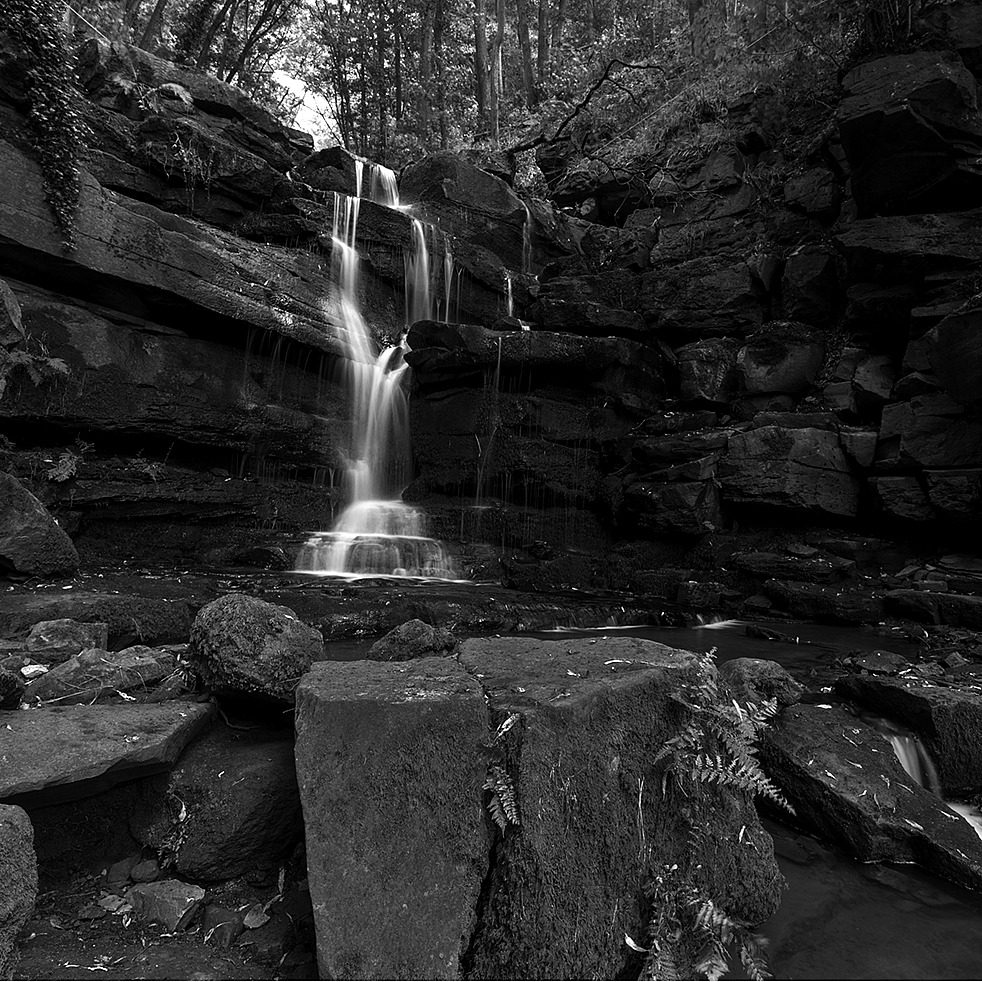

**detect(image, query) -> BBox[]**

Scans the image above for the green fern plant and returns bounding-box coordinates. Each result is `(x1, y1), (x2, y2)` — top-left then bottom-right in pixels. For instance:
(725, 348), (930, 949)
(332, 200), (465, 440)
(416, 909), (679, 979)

(654, 648), (792, 814)
(483, 712), (522, 834)
(638, 648), (788, 980)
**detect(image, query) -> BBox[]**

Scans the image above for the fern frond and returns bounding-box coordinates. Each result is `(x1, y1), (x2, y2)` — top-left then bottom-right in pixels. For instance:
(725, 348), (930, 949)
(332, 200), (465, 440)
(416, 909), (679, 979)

(485, 764), (520, 828)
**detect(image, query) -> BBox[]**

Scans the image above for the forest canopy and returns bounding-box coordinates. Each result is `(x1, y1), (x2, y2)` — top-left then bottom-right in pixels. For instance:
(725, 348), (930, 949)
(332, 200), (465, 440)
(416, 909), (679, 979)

(62, 0), (920, 166)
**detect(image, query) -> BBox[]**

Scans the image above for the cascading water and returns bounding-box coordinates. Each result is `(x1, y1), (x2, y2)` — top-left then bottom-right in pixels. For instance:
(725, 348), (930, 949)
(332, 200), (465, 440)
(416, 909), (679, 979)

(881, 722), (982, 841)
(295, 161), (456, 578)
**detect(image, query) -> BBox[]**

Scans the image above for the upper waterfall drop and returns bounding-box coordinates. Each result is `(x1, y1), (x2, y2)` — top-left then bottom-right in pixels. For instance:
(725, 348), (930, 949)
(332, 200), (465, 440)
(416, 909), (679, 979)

(295, 158), (457, 579)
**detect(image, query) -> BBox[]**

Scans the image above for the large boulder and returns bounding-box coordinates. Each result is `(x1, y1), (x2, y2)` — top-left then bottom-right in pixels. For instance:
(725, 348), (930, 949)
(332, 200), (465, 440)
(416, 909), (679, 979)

(0, 592), (190, 649)
(295, 640), (783, 980)
(834, 210), (982, 283)
(640, 259), (763, 341)
(459, 637), (783, 979)
(0, 472), (78, 577)
(132, 725), (303, 882)
(837, 51), (982, 215)
(189, 593), (322, 705)
(737, 325), (826, 396)
(400, 152), (529, 271)
(835, 675), (982, 796)
(926, 304), (982, 403)
(761, 704), (982, 892)
(622, 479), (722, 535)
(295, 658), (490, 980)
(0, 804), (37, 981)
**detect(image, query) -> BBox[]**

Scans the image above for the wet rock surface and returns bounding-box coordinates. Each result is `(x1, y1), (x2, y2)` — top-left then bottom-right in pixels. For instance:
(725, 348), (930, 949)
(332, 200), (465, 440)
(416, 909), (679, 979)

(761, 703), (982, 893)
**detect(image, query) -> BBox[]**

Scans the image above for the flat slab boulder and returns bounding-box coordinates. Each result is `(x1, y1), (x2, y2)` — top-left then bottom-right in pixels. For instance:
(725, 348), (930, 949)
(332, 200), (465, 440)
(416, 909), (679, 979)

(761, 703), (982, 892)
(836, 675), (982, 795)
(295, 658), (489, 981)
(0, 701), (215, 808)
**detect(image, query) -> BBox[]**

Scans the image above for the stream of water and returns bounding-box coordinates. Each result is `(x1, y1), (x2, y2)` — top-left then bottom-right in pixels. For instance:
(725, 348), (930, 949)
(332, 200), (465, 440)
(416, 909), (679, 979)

(294, 161), (456, 578)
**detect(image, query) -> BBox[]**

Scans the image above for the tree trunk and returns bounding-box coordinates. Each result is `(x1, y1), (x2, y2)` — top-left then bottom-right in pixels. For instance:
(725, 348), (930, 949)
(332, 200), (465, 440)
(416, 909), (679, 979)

(419, 1), (433, 143)
(394, 9), (403, 124)
(551, 0), (565, 64)
(473, 0), (489, 125)
(195, 0), (237, 69)
(489, 0), (504, 144)
(536, 0), (549, 87)
(376, 0), (387, 157)
(688, 0), (726, 63)
(138, 0), (169, 47)
(433, 0), (448, 149)
(516, 0), (537, 106)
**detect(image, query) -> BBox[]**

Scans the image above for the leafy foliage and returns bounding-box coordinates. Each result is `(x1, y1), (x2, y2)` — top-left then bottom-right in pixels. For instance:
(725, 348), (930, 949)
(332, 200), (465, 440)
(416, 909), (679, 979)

(6, 0), (87, 246)
(483, 712), (522, 834)
(638, 648), (788, 980)
(0, 345), (71, 402)
(654, 648), (792, 813)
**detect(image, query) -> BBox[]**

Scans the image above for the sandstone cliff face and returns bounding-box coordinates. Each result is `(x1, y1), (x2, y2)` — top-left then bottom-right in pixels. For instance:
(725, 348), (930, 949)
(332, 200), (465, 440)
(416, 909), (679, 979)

(406, 36), (982, 571)
(0, 25), (979, 576)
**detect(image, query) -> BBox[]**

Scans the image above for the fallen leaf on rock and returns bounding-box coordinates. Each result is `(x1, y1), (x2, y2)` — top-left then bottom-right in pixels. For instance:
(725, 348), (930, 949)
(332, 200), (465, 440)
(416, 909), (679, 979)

(20, 664), (48, 679)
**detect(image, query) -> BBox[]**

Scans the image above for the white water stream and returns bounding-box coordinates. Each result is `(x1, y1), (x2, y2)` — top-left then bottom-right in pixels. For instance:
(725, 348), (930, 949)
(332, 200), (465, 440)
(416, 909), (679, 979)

(295, 160), (456, 578)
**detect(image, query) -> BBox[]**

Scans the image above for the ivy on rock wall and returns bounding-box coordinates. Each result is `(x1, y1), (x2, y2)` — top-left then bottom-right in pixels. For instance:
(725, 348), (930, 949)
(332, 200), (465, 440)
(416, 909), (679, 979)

(6, 0), (87, 247)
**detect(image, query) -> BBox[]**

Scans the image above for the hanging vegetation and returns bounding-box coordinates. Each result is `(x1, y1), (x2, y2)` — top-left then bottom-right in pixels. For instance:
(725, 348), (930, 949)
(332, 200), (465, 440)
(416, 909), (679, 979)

(6, 0), (87, 247)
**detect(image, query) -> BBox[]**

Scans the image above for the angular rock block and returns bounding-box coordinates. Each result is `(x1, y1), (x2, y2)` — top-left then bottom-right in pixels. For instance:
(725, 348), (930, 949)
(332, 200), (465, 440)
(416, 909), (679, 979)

(0, 804), (37, 980)
(0, 701), (215, 808)
(762, 704), (982, 892)
(721, 426), (860, 517)
(0, 472), (78, 578)
(132, 725), (303, 882)
(295, 658), (490, 980)
(837, 51), (982, 215)
(126, 880), (205, 932)
(836, 675), (982, 796)
(459, 637), (783, 980)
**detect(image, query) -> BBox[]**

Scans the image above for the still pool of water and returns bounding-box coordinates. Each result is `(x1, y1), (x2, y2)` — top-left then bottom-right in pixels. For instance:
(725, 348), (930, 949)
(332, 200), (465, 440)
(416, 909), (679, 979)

(764, 819), (982, 980)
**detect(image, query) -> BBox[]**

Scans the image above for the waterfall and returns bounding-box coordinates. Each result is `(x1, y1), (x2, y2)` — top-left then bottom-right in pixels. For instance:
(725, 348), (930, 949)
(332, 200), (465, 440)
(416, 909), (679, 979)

(366, 162), (400, 208)
(295, 160), (456, 579)
(883, 726), (982, 841)
(888, 734), (942, 796)
(504, 272), (513, 318)
(405, 218), (432, 327)
(443, 244), (457, 323)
